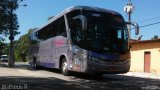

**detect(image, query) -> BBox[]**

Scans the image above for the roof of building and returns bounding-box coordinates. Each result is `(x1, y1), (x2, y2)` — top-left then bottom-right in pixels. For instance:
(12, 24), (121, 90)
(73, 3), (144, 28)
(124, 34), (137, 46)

(131, 39), (160, 45)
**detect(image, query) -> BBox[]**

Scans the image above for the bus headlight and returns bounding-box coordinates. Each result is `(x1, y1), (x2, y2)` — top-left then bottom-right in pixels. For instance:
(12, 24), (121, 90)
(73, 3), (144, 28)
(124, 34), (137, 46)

(72, 46), (87, 60)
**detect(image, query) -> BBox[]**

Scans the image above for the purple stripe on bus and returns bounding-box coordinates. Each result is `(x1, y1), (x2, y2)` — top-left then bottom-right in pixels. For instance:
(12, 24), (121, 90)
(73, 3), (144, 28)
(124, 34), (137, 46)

(39, 62), (55, 68)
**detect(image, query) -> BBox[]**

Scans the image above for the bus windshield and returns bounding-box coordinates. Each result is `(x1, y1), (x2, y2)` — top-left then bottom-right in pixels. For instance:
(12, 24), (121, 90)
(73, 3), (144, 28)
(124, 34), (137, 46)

(68, 10), (129, 54)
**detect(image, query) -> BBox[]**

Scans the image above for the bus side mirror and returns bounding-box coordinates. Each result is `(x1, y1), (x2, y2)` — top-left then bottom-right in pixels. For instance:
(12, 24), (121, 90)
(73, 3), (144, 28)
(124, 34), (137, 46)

(73, 15), (87, 31)
(126, 22), (139, 35)
(132, 22), (139, 35)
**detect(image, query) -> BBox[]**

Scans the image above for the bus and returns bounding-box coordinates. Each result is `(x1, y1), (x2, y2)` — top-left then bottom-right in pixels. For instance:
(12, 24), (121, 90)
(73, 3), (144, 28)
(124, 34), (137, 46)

(29, 6), (139, 75)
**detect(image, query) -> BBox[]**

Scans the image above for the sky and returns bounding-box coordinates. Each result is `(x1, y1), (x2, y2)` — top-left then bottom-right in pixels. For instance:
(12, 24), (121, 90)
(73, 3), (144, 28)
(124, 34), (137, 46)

(10, 0), (160, 42)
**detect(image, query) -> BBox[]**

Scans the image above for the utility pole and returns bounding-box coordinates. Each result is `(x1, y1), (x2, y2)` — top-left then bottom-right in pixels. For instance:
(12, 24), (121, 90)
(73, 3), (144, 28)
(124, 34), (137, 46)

(124, 0), (134, 38)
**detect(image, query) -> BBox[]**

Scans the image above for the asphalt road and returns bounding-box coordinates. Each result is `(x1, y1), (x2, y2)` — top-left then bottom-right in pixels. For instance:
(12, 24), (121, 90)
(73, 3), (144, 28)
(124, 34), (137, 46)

(0, 62), (160, 90)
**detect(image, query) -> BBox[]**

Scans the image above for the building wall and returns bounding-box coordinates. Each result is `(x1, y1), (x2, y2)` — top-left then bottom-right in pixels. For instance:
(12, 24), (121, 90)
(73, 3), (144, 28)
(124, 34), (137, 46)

(130, 42), (160, 74)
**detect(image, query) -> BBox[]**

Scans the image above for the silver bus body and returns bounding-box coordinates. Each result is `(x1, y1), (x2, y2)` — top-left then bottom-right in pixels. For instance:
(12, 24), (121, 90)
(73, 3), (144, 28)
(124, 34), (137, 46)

(29, 6), (130, 74)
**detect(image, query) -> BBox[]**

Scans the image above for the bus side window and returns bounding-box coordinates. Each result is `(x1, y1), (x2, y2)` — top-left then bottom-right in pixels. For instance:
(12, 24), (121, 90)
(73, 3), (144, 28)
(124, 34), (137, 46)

(37, 29), (46, 40)
(57, 16), (67, 37)
(30, 32), (40, 42)
(50, 23), (57, 38)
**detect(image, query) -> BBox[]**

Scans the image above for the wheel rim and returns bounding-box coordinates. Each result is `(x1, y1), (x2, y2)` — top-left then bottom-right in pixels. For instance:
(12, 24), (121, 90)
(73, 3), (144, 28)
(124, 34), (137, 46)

(62, 61), (67, 73)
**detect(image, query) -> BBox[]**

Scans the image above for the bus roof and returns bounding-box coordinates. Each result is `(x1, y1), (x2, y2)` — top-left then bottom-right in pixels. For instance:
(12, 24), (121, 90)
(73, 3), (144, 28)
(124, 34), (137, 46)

(36, 6), (121, 33)
(65, 6), (120, 15)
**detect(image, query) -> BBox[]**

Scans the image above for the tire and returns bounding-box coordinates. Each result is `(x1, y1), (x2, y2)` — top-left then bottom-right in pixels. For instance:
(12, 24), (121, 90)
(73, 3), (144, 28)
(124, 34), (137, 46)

(61, 58), (70, 76)
(33, 59), (40, 69)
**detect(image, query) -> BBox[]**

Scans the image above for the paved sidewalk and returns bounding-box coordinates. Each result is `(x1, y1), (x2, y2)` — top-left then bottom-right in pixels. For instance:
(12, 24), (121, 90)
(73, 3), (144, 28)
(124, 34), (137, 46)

(0, 62), (8, 67)
(0, 62), (29, 67)
(122, 72), (160, 79)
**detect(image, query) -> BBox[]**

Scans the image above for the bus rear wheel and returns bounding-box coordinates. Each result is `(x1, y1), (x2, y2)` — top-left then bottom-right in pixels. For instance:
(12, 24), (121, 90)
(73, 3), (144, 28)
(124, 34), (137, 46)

(33, 59), (40, 69)
(61, 58), (70, 76)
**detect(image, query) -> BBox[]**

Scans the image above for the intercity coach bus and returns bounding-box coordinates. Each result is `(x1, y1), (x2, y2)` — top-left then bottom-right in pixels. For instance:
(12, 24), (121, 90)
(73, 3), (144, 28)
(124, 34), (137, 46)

(29, 6), (139, 75)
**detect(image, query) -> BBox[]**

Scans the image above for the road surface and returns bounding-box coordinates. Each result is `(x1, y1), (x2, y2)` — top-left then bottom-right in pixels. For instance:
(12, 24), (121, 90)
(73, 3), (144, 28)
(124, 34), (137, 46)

(0, 62), (160, 90)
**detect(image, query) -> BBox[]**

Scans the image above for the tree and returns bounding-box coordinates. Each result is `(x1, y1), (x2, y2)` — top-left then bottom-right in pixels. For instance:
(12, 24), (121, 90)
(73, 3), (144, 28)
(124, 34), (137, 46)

(151, 35), (159, 40)
(0, 0), (20, 41)
(0, 41), (9, 55)
(14, 35), (28, 62)
(0, 0), (26, 67)
(0, 41), (4, 55)
(14, 28), (37, 61)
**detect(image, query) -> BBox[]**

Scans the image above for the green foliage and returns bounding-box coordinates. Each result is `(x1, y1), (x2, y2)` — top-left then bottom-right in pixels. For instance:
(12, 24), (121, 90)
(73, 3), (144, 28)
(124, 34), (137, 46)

(0, 41), (9, 55)
(14, 28), (37, 61)
(151, 35), (159, 40)
(0, 41), (4, 55)
(0, 0), (21, 40)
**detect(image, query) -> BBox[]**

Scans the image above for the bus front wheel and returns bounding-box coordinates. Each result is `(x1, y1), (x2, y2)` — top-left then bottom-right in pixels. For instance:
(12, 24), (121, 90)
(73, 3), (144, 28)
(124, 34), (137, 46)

(61, 58), (69, 76)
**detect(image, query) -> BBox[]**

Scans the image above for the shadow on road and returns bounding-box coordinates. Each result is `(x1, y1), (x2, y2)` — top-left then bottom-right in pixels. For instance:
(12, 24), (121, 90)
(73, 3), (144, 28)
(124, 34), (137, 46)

(0, 75), (160, 90)
(33, 67), (160, 90)
(0, 62), (160, 90)
(0, 76), (85, 90)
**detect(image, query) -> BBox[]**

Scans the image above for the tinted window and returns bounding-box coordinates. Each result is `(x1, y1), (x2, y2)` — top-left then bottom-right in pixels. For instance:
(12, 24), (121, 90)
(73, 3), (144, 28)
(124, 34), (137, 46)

(57, 17), (67, 37)
(67, 10), (83, 44)
(67, 10), (129, 54)
(37, 16), (67, 40)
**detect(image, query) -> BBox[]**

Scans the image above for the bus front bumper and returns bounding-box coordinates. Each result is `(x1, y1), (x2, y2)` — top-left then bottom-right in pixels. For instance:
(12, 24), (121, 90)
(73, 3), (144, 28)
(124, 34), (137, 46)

(86, 60), (130, 74)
